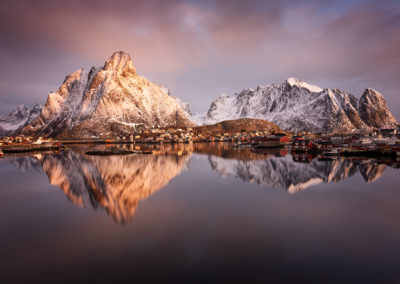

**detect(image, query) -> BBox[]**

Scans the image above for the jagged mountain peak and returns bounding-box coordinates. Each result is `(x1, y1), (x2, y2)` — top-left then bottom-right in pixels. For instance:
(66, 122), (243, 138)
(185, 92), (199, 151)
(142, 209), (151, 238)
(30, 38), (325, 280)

(62, 68), (85, 84)
(361, 88), (384, 101)
(103, 51), (137, 77)
(359, 88), (397, 128)
(32, 103), (42, 109)
(286, 77), (323, 93)
(10, 105), (29, 116)
(218, 93), (230, 99)
(18, 51), (193, 138)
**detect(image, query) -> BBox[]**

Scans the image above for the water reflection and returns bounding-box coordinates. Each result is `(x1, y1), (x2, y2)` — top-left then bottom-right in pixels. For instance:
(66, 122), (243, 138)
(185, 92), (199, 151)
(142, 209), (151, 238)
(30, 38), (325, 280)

(8, 146), (191, 224)
(194, 143), (398, 192)
(209, 155), (389, 193)
(8, 155), (42, 172)
(5, 143), (400, 222)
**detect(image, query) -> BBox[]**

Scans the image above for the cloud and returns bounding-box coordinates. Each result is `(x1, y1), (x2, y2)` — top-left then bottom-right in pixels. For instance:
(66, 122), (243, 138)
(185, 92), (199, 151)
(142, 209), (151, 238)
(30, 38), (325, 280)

(0, 0), (399, 118)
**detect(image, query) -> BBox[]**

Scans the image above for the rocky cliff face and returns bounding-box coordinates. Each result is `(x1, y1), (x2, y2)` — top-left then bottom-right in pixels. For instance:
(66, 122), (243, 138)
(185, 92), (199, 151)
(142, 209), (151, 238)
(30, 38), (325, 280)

(0, 104), (42, 137)
(203, 78), (398, 133)
(19, 51), (194, 138)
(358, 88), (398, 128)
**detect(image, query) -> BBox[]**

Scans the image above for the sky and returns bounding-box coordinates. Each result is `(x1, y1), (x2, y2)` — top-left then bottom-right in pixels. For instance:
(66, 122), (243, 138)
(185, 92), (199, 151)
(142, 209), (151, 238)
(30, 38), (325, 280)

(0, 0), (399, 118)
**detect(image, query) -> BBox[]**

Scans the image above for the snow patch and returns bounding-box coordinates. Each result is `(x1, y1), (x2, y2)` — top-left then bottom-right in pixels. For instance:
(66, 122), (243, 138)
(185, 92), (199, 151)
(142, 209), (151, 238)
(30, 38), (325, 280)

(287, 77), (323, 93)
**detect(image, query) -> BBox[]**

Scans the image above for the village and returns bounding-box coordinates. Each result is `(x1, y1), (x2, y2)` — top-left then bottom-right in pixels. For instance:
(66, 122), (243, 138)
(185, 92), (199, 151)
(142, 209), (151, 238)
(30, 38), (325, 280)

(1, 125), (400, 158)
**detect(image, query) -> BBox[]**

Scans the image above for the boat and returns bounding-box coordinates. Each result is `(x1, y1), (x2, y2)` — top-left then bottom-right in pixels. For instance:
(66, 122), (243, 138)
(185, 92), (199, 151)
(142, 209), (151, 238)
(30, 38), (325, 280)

(254, 141), (285, 149)
(241, 144), (252, 148)
(85, 150), (135, 156)
(233, 142), (242, 148)
(2, 145), (66, 154)
(323, 148), (341, 156)
(136, 150), (153, 154)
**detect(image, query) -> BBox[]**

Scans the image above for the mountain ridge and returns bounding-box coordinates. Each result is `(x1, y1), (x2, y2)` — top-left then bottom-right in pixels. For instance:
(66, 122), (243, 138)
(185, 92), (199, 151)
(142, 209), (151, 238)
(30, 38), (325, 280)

(202, 78), (398, 133)
(0, 104), (42, 137)
(1, 57), (398, 136)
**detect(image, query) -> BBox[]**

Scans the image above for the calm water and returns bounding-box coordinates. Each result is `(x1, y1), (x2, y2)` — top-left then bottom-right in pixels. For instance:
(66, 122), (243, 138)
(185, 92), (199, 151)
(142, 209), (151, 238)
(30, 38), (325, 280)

(1, 143), (400, 283)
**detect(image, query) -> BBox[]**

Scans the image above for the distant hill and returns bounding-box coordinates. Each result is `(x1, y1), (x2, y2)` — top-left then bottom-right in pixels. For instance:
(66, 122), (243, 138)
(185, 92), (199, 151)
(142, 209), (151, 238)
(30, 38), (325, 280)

(194, 118), (283, 136)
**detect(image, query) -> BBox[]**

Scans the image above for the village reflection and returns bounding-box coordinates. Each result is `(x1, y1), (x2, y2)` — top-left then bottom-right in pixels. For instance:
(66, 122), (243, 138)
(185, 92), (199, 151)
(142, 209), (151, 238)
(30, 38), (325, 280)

(5, 142), (400, 223)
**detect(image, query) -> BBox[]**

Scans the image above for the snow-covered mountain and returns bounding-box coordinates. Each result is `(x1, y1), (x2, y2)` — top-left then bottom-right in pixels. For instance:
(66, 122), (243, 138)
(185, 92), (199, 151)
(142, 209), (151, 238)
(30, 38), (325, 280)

(190, 112), (207, 126)
(203, 78), (398, 133)
(0, 104), (42, 137)
(208, 155), (386, 193)
(18, 51), (194, 138)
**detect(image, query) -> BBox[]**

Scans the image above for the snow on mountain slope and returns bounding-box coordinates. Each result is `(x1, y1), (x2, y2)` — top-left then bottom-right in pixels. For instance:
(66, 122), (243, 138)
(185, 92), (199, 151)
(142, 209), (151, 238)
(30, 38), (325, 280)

(19, 51), (194, 138)
(204, 78), (398, 133)
(287, 77), (323, 93)
(0, 104), (42, 137)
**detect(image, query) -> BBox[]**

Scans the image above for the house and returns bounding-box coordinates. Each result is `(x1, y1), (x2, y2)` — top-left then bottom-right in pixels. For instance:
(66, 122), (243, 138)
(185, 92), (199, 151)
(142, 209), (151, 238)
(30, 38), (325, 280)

(292, 135), (305, 141)
(374, 136), (398, 145)
(352, 137), (374, 146)
(330, 136), (345, 144)
(379, 128), (396, 137)
(153, 136), (164, 143)
(316, 140), (333, 149)
(292, 139), (313, 152)
(144, 137), (154, 143)
(266, 135), (290, 143)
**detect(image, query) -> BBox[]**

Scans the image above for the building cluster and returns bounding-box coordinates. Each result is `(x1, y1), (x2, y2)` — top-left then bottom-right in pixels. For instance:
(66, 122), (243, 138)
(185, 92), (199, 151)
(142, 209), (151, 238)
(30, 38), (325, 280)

(128, 126), (400, 157)
(0, 135), (60, 156)
(127, 128), (280, 144)
(0, 135), (57, 147)
(1, 127), (399, 158)
(291, 128), (400, 155)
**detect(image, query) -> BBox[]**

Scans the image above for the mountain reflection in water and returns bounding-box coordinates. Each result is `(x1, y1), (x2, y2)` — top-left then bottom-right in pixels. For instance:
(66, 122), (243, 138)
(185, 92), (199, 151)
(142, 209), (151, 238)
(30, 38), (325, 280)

(6, 143), (399, 223)
(209, 155), (388, 193)
(9, 144), (192, 224)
